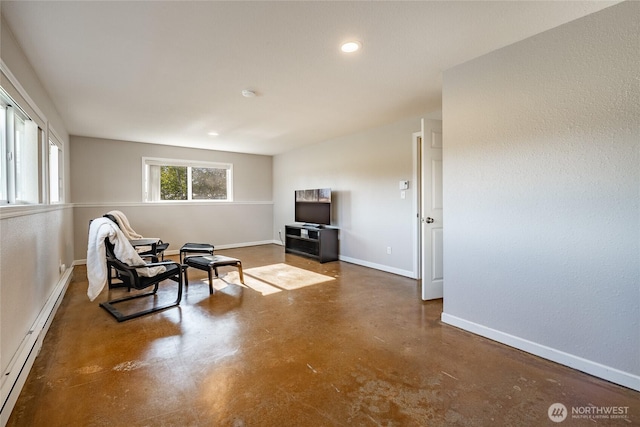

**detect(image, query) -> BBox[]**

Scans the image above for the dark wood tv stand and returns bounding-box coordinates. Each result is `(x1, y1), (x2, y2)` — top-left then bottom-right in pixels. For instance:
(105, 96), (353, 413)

(284, 225), (338, 263)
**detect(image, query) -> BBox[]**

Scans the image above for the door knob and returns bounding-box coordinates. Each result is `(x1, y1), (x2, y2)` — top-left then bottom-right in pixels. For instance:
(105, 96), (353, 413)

(425, 217), (435, 224)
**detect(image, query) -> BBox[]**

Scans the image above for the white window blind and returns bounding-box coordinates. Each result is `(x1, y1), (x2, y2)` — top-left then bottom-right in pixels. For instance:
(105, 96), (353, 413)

(15, 118), (39, 203)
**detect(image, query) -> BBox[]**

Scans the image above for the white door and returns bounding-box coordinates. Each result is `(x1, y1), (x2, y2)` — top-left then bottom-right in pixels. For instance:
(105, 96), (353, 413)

(421, 119), (443, 300)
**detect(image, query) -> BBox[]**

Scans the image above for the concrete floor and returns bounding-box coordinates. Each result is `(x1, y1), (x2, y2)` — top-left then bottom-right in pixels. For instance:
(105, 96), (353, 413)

(7, 245), (639, 426)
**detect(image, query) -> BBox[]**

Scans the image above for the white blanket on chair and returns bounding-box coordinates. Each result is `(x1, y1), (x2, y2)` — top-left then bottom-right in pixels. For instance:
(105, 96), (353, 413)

(86, 217), (166, 301)
(106, 210), (143, 240)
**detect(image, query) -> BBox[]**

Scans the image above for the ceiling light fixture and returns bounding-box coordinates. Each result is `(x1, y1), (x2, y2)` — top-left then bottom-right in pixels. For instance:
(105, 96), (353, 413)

(207, 131), (219, 136)
(242, 89), (256, 98)
(341, 41), (361, 53)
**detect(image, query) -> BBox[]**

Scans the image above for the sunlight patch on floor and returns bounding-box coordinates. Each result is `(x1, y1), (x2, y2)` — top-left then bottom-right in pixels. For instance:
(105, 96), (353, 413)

(201, 263), (335, 296)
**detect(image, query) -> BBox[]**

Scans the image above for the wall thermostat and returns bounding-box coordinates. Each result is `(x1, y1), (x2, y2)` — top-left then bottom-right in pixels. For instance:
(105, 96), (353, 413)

(399, 180), (409, 190)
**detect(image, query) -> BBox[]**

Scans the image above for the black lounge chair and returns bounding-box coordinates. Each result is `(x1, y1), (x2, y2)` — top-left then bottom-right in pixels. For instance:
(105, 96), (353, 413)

(100, 236), (183, 322)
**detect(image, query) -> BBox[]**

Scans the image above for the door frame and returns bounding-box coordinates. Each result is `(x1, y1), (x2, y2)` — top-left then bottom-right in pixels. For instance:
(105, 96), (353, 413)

(412, 131), (422, 279)
(414, 119), (444, 300)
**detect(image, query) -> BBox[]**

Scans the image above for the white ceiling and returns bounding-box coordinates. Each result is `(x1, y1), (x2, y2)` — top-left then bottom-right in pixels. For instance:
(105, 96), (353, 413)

(1, 1), (617, 156)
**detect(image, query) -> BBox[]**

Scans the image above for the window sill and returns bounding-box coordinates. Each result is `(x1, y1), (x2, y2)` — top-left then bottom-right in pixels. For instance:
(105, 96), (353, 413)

(0, 203), (72, 220)
(143, 199), (234, 204)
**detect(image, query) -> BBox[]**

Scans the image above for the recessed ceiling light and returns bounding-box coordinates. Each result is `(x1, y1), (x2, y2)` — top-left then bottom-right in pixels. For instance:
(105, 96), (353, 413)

(341, 41), (361, 53)
(207, 131), (219, 136)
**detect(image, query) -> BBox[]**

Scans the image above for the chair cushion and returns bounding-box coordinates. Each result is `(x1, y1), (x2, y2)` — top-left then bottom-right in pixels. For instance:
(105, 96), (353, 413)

(185, 255), (241, 270)
(136, 263), (181, 289)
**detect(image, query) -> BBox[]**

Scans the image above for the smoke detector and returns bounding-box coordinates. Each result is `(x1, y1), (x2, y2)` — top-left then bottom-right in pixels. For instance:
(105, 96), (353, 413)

(241, 89), (256, 98)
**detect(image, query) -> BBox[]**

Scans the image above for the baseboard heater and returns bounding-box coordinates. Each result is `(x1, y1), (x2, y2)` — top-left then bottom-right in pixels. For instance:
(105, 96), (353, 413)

(0, 267), (73, 427)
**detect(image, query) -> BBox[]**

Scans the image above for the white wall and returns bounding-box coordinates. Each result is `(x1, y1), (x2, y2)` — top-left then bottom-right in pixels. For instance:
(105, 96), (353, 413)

(273, 115), (433, 276)
(71, 136), (274, 260)
(441, 1), (639, 390)
(1, 14), (74, 424)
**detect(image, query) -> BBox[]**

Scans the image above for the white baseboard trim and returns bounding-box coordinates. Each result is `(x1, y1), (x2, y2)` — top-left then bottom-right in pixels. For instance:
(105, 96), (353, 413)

(166, 240), (281, 254)
(339, 255), (415, 278)
(1, 266), (73, 427)
(441, 312), (640, 392)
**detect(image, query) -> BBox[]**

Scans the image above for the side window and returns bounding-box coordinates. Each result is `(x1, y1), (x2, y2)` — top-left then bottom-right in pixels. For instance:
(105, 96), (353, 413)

(143, 158), (233, 202)
(49, 136), (63, 203)
(0, 104), (6, 203)
(0, 88), (41, 205)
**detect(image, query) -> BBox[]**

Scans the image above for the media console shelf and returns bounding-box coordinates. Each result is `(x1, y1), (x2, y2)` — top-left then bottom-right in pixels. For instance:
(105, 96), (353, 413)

(285, 225), (338, 263)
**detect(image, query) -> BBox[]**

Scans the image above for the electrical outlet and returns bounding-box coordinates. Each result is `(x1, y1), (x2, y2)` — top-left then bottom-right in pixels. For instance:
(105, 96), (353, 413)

(387, 247), (392, 254)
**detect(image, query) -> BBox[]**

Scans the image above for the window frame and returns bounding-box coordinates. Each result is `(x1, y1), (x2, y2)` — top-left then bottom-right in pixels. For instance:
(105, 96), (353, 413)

(142, 157), (233, 203)
(0, 88), (41, 205)
(1, 85), (64, 207)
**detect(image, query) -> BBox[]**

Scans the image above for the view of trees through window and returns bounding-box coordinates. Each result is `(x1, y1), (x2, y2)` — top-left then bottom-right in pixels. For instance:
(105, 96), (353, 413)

(160, 166), (187, 200)
(192, 167), (227, 200)
(159, 165), (228, 201)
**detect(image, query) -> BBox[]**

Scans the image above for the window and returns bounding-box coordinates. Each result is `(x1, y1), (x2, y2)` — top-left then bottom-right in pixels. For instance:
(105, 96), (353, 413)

(49, 137), (62, 203)
(143, 157), (232, 202)
(0, 104), (6, 202)
(0, 88), (40, 205)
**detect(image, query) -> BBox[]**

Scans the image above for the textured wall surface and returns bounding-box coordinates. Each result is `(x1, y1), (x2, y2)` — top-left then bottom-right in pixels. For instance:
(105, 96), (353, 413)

(1, 13), (74, 404)
(70, 136), (272, 204)
(442, 1), (639, 387)
(70, 136), (274, 259)
(273, 115), (431, 276)
(0, 208), (72, 372)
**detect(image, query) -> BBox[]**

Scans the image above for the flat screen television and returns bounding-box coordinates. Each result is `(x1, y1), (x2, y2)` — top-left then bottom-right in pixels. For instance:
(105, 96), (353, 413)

(295, 188), (331, 226)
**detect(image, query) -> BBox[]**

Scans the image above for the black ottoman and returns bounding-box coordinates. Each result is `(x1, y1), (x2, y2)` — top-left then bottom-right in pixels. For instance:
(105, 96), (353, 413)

(179, 242), (214, 263)
(184, 255), (244, 294)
